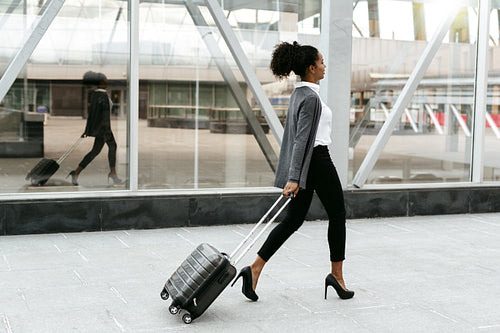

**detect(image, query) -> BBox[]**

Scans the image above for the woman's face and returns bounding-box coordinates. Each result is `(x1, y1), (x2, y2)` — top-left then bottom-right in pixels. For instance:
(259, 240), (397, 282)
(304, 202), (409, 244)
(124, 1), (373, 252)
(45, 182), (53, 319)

(313, 52), (326, 81)
(99, 78), (108, 89)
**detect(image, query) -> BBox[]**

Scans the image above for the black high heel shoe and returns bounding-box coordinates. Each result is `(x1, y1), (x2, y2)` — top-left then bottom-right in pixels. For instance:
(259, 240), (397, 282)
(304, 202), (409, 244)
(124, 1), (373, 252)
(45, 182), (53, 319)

(324, 273), (354, 300)
(66, 171), (78, 186)
(108, 172), (122, 184)
(231, 266), (258, 301)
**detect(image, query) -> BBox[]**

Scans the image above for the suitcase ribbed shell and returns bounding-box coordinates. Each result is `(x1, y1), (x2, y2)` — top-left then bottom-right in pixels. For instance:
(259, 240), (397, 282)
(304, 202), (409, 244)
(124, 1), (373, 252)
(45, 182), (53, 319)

(25, 158), (59, 186)
(165, 243), (226, 307)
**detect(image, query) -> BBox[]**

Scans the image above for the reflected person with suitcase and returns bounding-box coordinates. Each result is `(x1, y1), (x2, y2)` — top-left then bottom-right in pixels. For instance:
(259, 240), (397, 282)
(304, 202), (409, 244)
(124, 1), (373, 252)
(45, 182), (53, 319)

(232, 42), (354, 301)
(67, 71), (122, 186)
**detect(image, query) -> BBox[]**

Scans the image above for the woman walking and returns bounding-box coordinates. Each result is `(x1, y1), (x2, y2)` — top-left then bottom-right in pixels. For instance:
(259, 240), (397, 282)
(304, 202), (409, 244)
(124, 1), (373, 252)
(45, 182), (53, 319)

(68, 71), (122, 186)
(232, 41), (354, 301)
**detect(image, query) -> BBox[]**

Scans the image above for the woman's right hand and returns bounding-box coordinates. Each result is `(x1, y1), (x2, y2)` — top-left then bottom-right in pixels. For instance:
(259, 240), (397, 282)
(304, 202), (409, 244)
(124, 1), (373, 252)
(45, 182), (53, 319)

(283, 181), (299, 198)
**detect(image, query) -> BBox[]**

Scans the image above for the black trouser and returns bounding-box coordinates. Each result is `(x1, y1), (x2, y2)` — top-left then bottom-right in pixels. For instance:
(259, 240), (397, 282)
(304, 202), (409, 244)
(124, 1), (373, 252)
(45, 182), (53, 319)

(78, 132), (117, 170)
(258, 145), (347, 262)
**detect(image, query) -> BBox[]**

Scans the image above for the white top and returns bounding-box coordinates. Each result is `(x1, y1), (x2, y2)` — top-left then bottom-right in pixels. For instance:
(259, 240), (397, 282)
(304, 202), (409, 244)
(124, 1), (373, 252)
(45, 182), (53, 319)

(294, 81), (332, 147)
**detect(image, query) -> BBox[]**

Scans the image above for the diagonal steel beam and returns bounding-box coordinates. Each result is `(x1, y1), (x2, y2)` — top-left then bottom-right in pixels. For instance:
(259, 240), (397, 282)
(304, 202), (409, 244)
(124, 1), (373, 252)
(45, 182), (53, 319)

(0, 0), (65, 103)
(450, 104), (471, 137)
(485, 113), (500, 138)
(184, 0), (278, 171)
(381, 103), (418, 133)
(424, 104), (444, 135)
(352, 6), (460, 188)
(204, 0), (284, 144)
(404, 108), (418, 133)
(380, 102), (390, 118)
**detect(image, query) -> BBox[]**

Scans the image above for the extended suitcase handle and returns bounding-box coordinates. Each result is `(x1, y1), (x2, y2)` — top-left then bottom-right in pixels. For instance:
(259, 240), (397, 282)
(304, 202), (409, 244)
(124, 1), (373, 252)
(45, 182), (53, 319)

(230, 194), (292, 265)
(57, 136), (84, 165)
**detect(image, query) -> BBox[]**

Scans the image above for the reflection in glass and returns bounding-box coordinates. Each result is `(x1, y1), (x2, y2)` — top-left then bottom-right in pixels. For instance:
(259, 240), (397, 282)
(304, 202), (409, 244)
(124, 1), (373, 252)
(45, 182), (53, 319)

(137, 1), (321, 190)
(0, 0), (129, 193)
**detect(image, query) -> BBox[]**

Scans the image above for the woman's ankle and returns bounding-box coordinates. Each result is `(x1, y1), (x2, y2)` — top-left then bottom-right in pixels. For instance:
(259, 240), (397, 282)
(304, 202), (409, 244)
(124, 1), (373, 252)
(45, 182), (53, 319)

(331, 261), (347, 289)
(250, 256), (266, 290)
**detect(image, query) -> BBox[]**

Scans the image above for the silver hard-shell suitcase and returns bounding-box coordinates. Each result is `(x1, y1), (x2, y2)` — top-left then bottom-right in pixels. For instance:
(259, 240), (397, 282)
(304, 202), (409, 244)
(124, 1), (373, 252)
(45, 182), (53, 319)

(160, 195), (291, 324)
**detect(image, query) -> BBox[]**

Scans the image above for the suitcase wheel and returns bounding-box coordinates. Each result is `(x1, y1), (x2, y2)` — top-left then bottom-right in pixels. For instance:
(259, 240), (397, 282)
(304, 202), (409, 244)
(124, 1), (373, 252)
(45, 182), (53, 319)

(182, 313), (192, 324)
(160, 288), (169, 300)
(168, 304), (179, 315)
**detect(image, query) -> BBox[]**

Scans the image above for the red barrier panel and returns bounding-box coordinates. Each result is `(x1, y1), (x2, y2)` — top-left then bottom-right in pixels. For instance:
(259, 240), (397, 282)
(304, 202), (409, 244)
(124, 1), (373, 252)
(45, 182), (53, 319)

(431, 113), (500, 127)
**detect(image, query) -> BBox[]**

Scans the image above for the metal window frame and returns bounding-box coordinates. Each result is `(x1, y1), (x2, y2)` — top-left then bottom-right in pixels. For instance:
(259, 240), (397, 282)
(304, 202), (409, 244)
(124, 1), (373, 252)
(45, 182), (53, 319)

(471, 0), (491, 183)
(128, 0), (139, 191)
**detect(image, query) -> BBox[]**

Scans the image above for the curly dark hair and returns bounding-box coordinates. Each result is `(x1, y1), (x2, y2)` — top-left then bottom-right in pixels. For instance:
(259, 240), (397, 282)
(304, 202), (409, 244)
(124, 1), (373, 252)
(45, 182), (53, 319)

(269, 41), (319, 80)
(83, 71), (107, 87)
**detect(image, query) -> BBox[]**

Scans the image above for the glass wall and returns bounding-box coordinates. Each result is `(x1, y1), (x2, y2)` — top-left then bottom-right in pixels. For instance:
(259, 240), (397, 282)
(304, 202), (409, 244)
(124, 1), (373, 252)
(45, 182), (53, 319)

(350, 0), (484, 186)
(1, 0), (499, 197)
(0, 0), (322, 194)
(136, 1), (320, 190)
(0, 0), (129, 193)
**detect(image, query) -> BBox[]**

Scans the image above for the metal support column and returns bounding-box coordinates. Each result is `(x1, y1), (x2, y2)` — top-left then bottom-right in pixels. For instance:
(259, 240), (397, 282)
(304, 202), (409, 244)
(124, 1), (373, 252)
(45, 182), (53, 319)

(204, 0), (284, 144)
(127, 0), (139, 190)
(352, 7), (460, 188)
(0, 0), (65, 103)
(471, 0), (491, 182)
(185, 0), (278, 171)
(320, 0), (353, 188)
(367, 0), (380, 38)
(412, 2), (427, 41)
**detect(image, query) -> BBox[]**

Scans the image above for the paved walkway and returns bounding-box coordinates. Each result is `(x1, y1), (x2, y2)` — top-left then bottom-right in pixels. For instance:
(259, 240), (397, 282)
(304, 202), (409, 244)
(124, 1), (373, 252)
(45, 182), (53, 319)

(1, 213), (500, 332)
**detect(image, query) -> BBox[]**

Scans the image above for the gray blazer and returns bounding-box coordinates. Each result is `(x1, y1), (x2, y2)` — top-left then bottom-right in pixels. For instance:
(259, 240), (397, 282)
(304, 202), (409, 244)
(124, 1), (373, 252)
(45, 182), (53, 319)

(274, 86), (322, 189)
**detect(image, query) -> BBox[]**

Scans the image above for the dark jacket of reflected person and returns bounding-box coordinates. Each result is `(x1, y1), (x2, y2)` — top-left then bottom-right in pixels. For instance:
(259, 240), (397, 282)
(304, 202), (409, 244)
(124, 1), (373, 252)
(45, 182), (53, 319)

(84, 88), (112, 138)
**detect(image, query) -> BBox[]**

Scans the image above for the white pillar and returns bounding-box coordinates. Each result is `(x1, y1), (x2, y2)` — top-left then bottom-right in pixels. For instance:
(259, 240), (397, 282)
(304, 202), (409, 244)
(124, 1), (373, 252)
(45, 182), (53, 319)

(471, 0), (491, 182)
(320, 0), (353, 188)
(127, 0), (139, 190)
